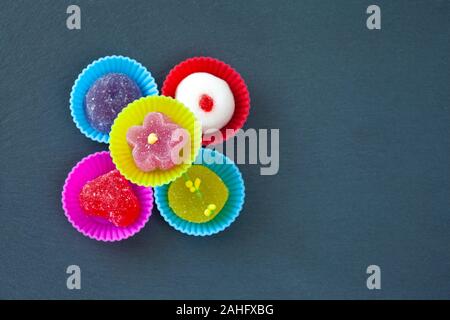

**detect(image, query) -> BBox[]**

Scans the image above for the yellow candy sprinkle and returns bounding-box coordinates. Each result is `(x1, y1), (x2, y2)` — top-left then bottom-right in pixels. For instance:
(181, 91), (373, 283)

(189, 187), (196, 193)
(204, 209), (211, 216)
(208, 204), (217, 211)
(185, 180), (193, 188)
(194, 178), (201, 189)
(147, 133), (158, 144)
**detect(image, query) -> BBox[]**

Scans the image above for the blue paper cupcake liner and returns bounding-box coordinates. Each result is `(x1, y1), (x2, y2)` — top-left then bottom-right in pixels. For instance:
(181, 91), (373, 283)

(155, 148), (245, 236)
(70, 55), (158, 143)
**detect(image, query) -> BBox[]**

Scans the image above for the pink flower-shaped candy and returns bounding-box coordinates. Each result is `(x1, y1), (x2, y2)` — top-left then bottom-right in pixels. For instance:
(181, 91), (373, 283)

(126, 112), (190, 172)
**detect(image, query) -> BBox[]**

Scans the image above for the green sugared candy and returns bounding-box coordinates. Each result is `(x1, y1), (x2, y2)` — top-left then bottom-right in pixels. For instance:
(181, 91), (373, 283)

(168, 165), (229, 223)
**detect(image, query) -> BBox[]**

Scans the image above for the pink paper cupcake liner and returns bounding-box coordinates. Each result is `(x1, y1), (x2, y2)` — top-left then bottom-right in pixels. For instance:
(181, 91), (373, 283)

(162, 56), (250, 146)
(61, 151), (153, 242)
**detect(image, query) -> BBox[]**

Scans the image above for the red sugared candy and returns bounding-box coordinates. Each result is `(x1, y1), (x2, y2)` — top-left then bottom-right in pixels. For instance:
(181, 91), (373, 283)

(79, 169), (140, 227)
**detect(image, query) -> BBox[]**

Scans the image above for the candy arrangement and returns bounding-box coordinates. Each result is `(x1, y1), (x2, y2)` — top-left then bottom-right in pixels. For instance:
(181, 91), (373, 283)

(62, 55), (249, 240)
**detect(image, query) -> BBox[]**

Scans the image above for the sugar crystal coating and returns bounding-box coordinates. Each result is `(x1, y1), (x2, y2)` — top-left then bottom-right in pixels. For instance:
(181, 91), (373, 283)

(126, 112), (190, 172)
(79, 169), (140, 227)
(85, 73), (142, 133)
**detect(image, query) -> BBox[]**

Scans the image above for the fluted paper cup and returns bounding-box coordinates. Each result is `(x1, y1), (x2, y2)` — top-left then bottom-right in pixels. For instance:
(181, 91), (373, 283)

(155, 148), (245, 236)
(70, 55), (158, 143)
(162, 56), (250, 146)
(61, 151), (153, 242)
(109, 96), (202, 187)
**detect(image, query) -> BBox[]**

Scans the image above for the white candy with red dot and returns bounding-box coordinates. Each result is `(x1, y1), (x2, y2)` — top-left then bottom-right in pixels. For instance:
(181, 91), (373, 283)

(175, 72), (235, 134)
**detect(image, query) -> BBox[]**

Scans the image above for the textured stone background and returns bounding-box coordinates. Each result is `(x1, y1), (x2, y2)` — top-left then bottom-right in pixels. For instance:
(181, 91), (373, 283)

(0, 0), (448, 299)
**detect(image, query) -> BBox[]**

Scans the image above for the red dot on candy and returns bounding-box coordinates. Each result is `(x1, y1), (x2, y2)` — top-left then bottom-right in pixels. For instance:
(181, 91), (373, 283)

(199, 94), (214, 112)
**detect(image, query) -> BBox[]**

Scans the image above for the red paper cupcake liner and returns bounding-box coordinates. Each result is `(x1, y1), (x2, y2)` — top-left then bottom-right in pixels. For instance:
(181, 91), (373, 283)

(162, 57), (250, 146)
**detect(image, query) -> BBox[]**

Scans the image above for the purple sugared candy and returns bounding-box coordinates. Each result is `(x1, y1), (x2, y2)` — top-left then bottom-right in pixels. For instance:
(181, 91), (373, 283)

(85, 73), (142, 133)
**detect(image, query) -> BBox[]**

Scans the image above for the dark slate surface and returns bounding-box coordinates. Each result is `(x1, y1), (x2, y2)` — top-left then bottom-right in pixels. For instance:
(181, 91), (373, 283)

(0, 0), (448, 299)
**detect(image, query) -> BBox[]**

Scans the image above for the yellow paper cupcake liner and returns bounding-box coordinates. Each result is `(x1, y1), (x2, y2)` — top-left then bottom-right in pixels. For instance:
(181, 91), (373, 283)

(109, 96), (202, 187)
